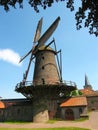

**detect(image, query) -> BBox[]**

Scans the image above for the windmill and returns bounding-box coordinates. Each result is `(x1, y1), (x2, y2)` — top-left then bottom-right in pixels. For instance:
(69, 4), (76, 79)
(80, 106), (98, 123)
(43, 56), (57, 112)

(15, 17), (76, 122)
(19, 16), (62, 86)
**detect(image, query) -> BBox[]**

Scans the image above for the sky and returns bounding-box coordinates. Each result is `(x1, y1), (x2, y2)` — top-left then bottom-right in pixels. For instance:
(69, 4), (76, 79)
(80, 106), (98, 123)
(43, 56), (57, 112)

(0, 1), (98, 99)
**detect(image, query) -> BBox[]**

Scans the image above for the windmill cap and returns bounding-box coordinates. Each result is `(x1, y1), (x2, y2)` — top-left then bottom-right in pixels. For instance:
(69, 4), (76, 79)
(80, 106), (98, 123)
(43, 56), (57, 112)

(38, 45), (56, 53)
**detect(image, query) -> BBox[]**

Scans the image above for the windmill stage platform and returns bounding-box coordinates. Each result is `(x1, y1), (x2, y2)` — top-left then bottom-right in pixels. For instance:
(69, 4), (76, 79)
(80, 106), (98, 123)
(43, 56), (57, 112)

(15, 81), (77, 99)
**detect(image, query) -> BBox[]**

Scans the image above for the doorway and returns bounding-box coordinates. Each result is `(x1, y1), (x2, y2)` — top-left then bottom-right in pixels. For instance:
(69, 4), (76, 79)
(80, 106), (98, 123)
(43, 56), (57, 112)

(65, 108), (74, 120)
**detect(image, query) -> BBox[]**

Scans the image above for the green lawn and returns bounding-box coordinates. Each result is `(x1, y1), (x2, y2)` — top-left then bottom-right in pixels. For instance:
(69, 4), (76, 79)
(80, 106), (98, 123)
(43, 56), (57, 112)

(0, 128), (90, 130)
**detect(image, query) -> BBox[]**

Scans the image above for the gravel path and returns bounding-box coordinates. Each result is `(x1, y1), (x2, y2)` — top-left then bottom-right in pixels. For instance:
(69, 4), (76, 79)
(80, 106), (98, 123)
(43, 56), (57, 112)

(0, 111), (98, 130)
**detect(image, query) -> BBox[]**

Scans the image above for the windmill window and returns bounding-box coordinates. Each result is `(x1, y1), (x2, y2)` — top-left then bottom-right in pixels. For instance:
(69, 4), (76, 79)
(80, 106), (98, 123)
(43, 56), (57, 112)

(42, 66), (45, 70)
(42, 56), (44, 59)
(42, 78), (45, 84)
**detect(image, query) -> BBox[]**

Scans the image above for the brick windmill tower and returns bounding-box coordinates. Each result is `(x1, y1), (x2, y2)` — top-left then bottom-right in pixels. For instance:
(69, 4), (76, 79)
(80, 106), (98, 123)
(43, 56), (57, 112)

(15, 17), (76, 122)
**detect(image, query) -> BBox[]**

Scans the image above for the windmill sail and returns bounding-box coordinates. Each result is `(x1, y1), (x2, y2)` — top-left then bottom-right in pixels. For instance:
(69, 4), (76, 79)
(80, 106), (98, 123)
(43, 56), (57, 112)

(19, 17), (60, 63)
(19, 49), (32, 63)
(20, 18), (43, 63)
(37, 16), (60, 48)
(33, 17), (43, 43)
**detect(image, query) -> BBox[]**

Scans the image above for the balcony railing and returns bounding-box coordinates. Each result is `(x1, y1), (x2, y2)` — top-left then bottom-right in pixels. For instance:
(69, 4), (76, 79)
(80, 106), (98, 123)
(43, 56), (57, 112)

(15, 80), (77, 90)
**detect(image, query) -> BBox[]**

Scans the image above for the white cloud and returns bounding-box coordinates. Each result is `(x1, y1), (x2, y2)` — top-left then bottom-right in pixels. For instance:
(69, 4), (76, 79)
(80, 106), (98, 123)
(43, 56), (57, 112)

(0, 49), (22, 66)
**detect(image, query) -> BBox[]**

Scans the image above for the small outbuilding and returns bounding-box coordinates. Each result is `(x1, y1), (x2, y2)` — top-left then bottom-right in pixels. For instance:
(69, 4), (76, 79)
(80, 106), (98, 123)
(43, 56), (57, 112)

(60, 96), (88, 120)
(0, 101), (5, 121)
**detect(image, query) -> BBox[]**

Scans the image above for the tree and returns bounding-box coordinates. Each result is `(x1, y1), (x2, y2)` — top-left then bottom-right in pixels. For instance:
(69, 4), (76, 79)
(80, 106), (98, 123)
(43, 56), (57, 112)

(70, 90), (83, 96)
(0, 0), (98, 36)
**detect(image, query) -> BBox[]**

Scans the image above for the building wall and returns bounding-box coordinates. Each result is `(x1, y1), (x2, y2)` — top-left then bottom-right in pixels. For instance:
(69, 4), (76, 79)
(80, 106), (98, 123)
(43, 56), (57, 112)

(61, 106), (87, 120)
(87, 96), (98, 110)
(0, 109), (4, 121)
(0, 99), (34, 122)
(0, 99), (60, 122)
(0, 98), (89, 122)
(48, 100), (59, 119)
(0, 105), (33, 122)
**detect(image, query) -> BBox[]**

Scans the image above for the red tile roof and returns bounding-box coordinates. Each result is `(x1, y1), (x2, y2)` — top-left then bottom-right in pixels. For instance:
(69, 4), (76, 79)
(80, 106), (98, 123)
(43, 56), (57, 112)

(80, 88), (98, 96)
(0, 101), (5, 108)
(60, 96), (87, 107)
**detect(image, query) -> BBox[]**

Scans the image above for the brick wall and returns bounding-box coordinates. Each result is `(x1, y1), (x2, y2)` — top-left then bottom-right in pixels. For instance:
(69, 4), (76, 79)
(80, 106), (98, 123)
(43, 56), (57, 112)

(33, 49), (60, 85)
(87, 96), (98, 110)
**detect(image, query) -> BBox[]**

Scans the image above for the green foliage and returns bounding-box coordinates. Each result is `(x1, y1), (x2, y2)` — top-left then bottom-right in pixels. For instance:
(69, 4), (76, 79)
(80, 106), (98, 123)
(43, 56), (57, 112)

(70, 90), (83, 96)
(75, 0), (98, 36)
(0, 0), (73, 12)
(0, 0), (23, 10)
(0, 0), (98, 36)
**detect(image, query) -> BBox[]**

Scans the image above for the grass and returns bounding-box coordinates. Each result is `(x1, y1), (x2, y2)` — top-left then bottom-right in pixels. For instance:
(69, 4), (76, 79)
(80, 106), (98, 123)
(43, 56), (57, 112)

(1, 118), (90, 130)
(46, 120), (57, 124)
(4, 118), (88, 124)
(74, 117), (89, 122)
(0, 128), (90, 130)
(3, 121), (31, 124)
(46, 117), (89, 123)
(46, 118), (62, 124)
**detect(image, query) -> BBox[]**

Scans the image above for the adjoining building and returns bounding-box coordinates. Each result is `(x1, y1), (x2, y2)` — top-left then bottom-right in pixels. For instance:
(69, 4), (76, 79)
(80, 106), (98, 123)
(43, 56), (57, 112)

(80, 74), (98, 111)
(60, 96), (88, 120)
(60, 74), (98, 120)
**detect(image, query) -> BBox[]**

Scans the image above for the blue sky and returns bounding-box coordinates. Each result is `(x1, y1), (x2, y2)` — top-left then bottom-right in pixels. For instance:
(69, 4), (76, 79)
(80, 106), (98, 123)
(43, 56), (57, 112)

(0, 1), (98, 99)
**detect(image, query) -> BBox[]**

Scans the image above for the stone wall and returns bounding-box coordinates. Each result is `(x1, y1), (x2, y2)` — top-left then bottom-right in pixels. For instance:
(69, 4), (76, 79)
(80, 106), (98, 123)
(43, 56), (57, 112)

(87, 96), (98, 110)
(0, 99), (34, 122)
(0, 99), (60, 122)
(0, 104), (33, 122)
